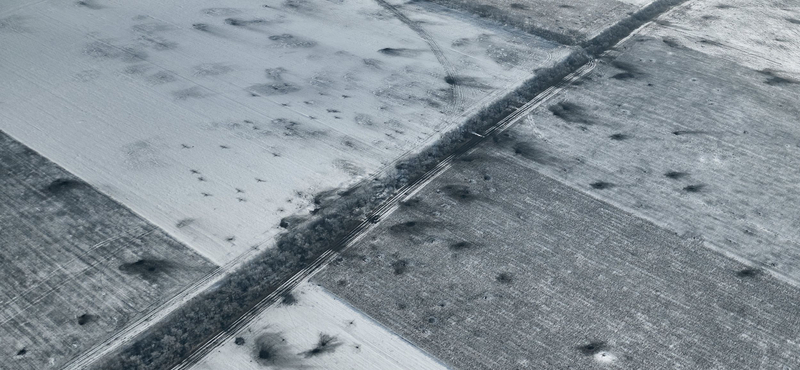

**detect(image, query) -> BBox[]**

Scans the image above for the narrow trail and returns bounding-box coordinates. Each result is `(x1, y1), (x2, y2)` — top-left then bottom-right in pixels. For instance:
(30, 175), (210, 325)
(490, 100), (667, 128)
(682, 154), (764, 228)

(374, 0), (465, 117)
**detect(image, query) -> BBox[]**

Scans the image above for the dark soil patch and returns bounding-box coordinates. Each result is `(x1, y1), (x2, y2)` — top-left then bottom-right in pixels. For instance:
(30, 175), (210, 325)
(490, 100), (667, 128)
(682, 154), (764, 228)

(301, 334), (342, 358)
(609, 133), (629, 141)
(578, 341), (607, 356)
(16, 348), (26, 356)
(786, 18), (800, 25)
(77, 313), (99, 326)
(235, 337), (245, 345)
(715, 4), (735, 8)
(509, 3), (528, 10)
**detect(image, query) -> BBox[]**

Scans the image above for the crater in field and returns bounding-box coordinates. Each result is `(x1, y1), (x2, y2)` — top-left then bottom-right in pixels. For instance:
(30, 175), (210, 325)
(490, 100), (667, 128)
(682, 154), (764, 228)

(202, 8), (241, 16)
(548, 101), (592, 124)
(300, 333), (342, 358)
(281, 292), (297, 305)
(759, 69), (798, 85)
(513, 142), (554, 164)
(76, 0), (103, 10)
(391, 259), (408, 275)
(388, 220), (432, 235)
(683, 184), (705, 193)
(440, 185), (478, 202)
(662, 37), (681, 48)
(119, 259), (174, 279)
(590, 181), (615, 190)
(737, 267), (763, 278)
(449, 241), (473, 251)
(77, 313), (99, 326)
(664, 171), (688, 180)
(44, 178), (87, 194)
(578, 341), (607, 356)
(378, 48), (423, 57)
(253, 332), (299, 367)
(248, 82), (301, 96)
(610, 61), (643, 80)
(496, 272), (513, 284)
(235, 337), (245, 345)
(224, 18), (270, 27)
(268, 33), (317, 48)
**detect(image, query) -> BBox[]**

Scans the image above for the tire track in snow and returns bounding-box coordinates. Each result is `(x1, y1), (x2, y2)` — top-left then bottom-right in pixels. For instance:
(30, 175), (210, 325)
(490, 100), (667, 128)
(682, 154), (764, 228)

(374, 0), (465, 118)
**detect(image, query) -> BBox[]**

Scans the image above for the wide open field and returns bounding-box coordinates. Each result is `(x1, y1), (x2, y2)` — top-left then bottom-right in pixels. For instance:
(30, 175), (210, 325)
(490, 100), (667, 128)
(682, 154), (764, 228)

(0, 0), (571, 265)
(508, 16), (800, 282)
(314, 144), (800, 369)
(0, 131), (216, 370)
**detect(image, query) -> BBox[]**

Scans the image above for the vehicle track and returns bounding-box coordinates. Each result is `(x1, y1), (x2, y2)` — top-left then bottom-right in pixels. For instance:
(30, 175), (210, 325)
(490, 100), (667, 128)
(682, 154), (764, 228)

(374, 0), (465, 117)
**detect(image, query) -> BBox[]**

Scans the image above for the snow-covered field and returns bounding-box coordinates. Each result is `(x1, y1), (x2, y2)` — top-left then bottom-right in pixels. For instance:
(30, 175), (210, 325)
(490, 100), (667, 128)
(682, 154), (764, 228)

(191, 281), (449, 370)
(0, 0), (569, 265)
(643, 0), (800, 77)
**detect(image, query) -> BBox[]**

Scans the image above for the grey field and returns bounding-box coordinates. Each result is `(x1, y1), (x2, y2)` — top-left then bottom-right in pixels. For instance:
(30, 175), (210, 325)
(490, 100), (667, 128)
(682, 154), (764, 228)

(2, 0), (800, 369)
(315, 143), (800, 369)
(0, 131), (216, 369)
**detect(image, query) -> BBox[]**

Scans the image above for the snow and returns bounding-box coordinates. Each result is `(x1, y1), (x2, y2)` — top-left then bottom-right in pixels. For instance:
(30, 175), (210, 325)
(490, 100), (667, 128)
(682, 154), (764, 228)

(0, 0), (568, 264)
(191, 281), (449, 370)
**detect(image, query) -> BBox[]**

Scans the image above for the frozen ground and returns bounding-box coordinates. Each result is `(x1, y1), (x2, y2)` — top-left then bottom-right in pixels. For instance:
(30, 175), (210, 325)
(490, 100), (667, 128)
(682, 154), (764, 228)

(314, 145), (800, 369)
(0, 0), (569, 265)
(425, 0), (656, 43)
(192, 281), (448, 370)
(643, 0), (800, 77)
(0, 131), (215, 370)
(512, 11), (800, 282)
